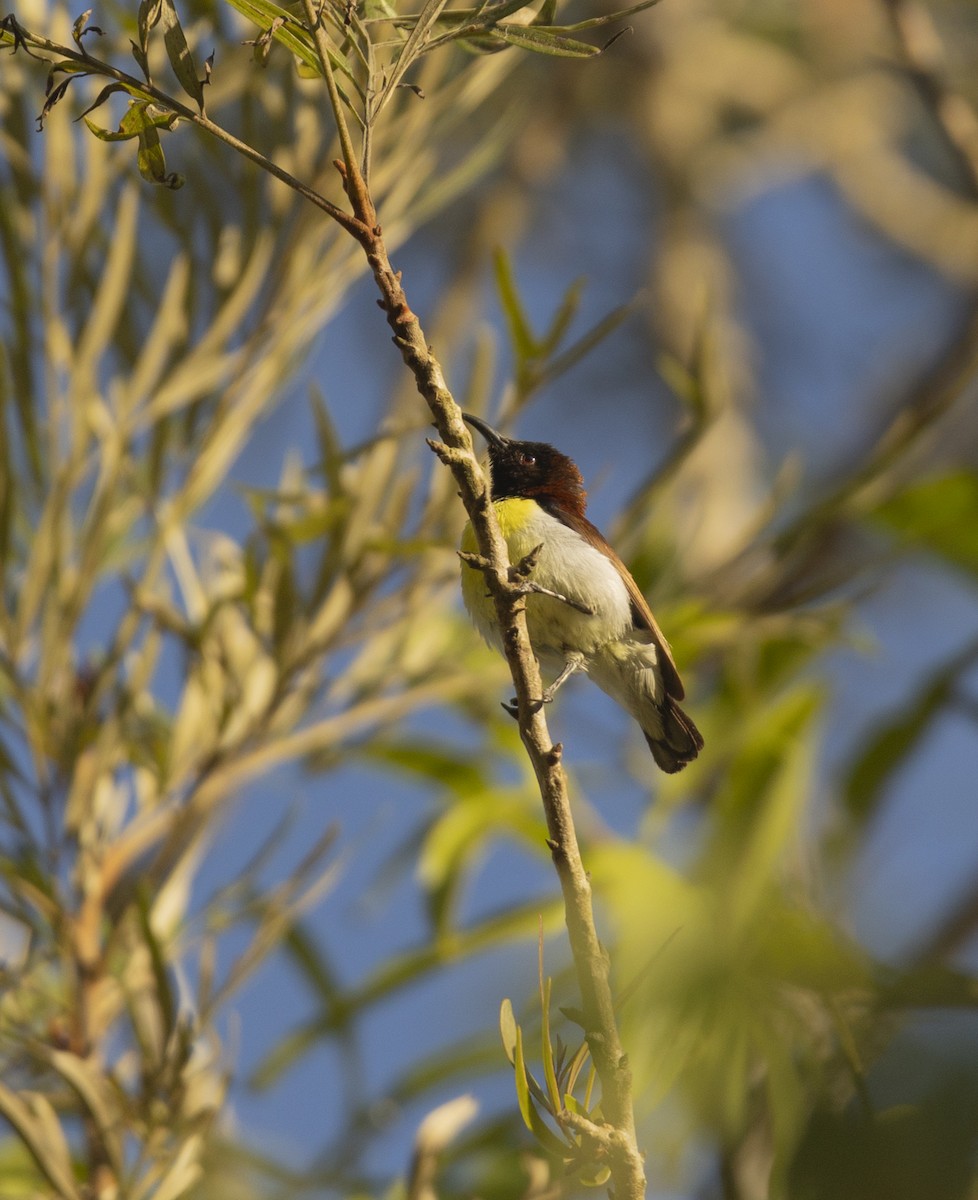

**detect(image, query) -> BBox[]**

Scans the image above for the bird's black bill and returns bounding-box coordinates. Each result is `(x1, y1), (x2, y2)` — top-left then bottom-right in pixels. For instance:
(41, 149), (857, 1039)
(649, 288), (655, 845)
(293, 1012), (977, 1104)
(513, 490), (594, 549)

(462, 412), (508, 447)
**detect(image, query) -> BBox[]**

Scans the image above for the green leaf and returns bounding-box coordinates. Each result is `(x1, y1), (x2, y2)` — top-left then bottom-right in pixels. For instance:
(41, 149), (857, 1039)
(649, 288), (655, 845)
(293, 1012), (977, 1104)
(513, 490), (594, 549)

(512, 1025), (566, 1154)
(71, 9), (104, 48)
(492, 23), (601, 57)
(365, 739), (487, 795)
(84, 99), (179, 142)
(160, 0), (206, 110)
(538, 277), (584, 357)
(224, 0), (362, 97)
(135, 886), (177, 1042)
(841, 640), (978, 827)
(559, 0), (663, 33)
(538, 953), (561, 1114)
(76, 82), (140, 122)
(138, 125), (184, 187)
(133, 0), (163, 77)
(873, 470), (978, 580)
(45, 1051), (125, 1178)
(0, 1083), (82, 1200)
(493, 247), (537, 362)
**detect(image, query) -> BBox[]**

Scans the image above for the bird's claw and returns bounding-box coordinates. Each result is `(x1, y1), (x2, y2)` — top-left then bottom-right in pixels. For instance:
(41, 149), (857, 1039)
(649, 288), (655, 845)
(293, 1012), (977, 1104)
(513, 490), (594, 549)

(501, 694), (552, 718)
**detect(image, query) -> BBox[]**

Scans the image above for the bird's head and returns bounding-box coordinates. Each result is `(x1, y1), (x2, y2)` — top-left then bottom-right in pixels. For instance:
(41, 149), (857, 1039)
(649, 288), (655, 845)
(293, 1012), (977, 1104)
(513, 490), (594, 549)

(463, 412), (587, 519)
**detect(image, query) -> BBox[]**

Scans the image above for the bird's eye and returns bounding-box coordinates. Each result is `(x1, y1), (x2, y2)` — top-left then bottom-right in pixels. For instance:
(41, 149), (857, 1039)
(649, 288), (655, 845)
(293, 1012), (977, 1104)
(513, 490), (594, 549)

(518, 452), (536, 467)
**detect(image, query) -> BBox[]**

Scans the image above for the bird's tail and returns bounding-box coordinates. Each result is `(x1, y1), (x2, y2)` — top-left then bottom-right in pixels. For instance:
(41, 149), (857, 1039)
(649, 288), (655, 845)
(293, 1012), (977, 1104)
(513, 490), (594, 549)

(589, 641), (704, 774)
(642, 697), (703, 774)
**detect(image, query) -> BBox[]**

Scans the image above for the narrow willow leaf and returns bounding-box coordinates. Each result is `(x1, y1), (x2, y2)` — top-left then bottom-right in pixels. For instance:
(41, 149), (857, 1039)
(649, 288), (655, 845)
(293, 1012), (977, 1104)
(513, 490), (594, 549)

(133, 0), (163, 76)
(0, 1083), (82, 1200)
(537, 298), (637, 391)
(513, 1022), (533, 1130)
(538, 936), (560, 1114)
(84, 99), (179, 142)
(47, 1051), (125, 1177)
(560, 0), (663, 31)
(71, 9), (104, 47)
(225, 0), (363, 96)
(493, 23), (600, 57)
(539, 277), (584, 357)
(513, 1026), (568, 1154)
(563, 1039), (591, 1098)
(499, 997), (518, 1065)
(136, 888), (177, 1042)
(150, 1133), (204, 1200)
(376, 0), (451, 112)
(76, 82), (137, 122)
(374, 0), (538, 32)
(37, 75), (81, 128)
(493, 247), (537, 361)
(138, 126), (184, 188)
(160, 0), (205, 110)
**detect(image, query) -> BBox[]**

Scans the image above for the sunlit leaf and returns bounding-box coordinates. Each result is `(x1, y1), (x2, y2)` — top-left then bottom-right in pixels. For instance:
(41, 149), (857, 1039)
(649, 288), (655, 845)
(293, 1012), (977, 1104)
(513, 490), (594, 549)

(500, 997), (518, 1065)
(539, 954), (561, 1114)
(873, 470), (978, 580)
(512, 1024), (566, 1154)
(0, 1084), (82, 1200)
(45, 1051), (125, 1177)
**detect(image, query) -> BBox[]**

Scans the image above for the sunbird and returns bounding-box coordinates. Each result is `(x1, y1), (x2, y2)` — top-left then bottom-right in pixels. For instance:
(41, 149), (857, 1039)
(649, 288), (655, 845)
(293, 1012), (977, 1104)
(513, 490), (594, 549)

(460, 412), (703, 773)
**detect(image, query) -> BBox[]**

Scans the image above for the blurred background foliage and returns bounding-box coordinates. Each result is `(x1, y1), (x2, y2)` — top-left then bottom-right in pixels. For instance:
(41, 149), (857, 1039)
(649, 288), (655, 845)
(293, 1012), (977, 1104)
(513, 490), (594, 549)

(1, 0), (978, 1197)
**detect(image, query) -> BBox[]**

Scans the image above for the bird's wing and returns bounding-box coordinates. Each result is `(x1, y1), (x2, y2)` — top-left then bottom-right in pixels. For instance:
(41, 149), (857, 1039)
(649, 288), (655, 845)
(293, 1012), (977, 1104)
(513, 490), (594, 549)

(563, 511), (686, 701)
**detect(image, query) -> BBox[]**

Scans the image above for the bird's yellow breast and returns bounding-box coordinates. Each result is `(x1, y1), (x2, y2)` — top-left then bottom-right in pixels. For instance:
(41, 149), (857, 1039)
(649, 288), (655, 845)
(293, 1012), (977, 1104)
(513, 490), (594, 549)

(460, 497), (538, 555)
(460, 499), (539, 637)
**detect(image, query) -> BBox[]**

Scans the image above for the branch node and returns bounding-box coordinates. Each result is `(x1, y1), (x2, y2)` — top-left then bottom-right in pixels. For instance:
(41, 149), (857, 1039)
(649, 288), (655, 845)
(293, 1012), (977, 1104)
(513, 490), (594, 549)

(457, 549), (489, 571)
(510, 543), (542, 580)
(426, 437), (467, 467)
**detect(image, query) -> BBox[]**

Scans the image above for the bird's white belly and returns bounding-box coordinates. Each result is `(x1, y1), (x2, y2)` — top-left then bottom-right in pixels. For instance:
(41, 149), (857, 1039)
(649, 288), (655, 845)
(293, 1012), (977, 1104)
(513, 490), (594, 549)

(462, 501), (633, 666)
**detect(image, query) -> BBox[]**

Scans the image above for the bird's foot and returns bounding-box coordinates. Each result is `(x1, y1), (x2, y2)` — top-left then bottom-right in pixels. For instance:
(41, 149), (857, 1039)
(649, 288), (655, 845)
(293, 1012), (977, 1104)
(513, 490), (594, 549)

(542, 653), (586, 703)
(501, 695), (549, 718)
(501, 653), (586, 718)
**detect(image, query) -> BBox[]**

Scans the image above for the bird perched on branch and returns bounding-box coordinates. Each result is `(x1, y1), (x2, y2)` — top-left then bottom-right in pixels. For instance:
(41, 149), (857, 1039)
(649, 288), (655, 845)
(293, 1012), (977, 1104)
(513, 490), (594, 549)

(460, 412), (703, 773)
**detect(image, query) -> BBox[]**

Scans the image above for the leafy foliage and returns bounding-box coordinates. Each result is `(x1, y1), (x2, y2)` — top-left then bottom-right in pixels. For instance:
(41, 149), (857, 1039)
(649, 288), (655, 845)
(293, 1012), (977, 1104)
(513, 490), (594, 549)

(1, 0), (978, 1197)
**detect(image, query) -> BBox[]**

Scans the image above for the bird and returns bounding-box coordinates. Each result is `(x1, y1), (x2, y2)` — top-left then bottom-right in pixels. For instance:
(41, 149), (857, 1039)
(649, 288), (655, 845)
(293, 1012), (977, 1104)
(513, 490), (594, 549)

(459, 411), (703, 773)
